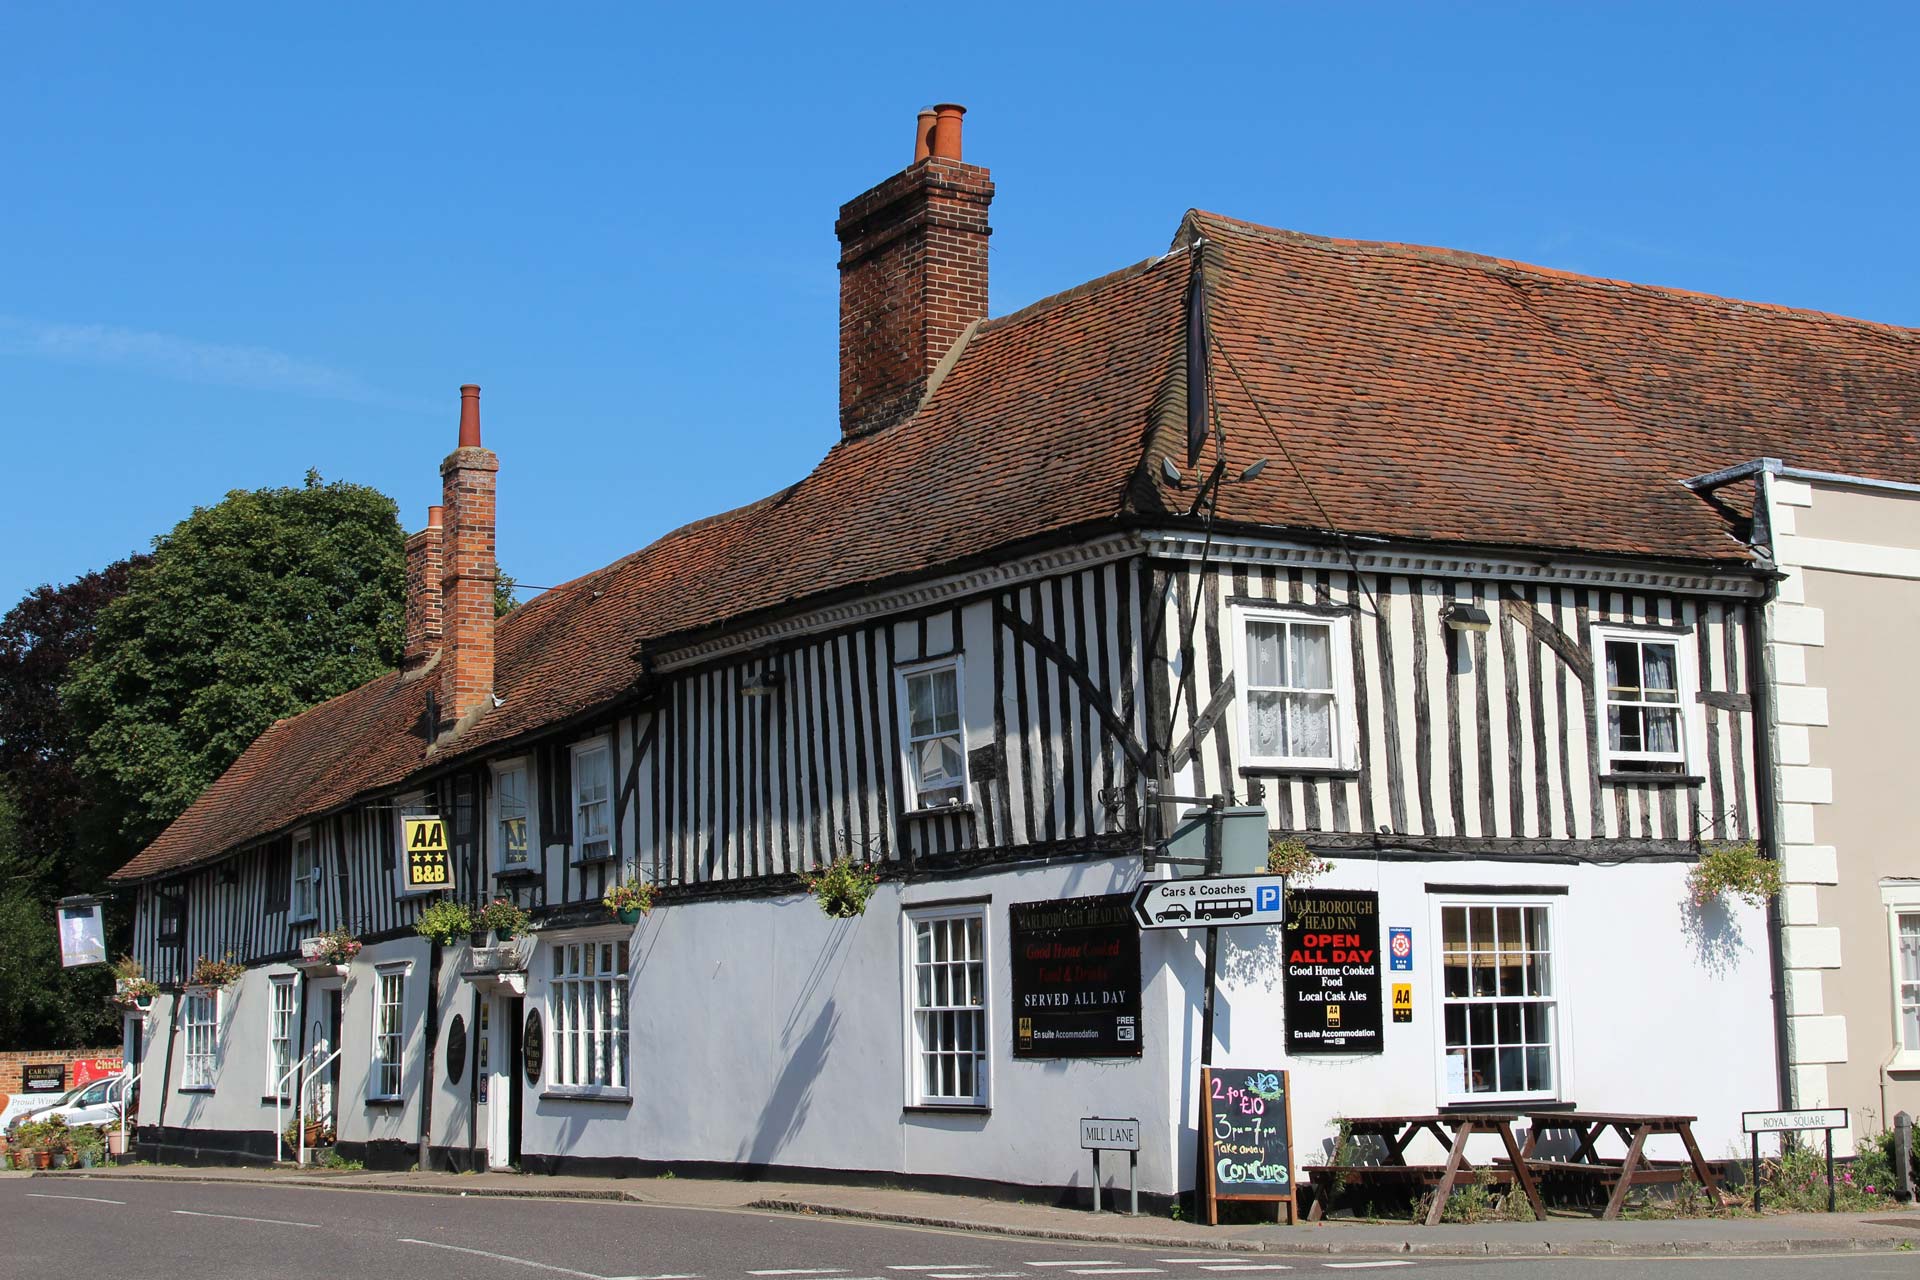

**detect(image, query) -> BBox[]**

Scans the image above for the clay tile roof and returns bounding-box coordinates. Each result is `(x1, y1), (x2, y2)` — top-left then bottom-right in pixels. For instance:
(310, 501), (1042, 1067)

(111, 210), (1920, 882)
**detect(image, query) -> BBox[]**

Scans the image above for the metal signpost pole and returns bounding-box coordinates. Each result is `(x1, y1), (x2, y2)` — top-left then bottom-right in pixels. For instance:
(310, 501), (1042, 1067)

(1752, 1131), (1761, 1213)
(1192, 804), (1223, 1218)
(1826, 1127), (1836, 1213)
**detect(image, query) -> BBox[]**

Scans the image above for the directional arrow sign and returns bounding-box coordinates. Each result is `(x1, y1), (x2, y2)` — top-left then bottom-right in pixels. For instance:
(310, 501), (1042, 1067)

(1131, 875), (1286, 930)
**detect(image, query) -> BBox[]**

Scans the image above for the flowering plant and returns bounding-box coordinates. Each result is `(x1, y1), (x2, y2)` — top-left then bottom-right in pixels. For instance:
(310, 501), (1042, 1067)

(110, 955), (158, 1007)
(476, 896), (532, 938)
(188, 953), (246, 988)
(1267, 835), (1332, 884)
(602, 879), (655, 916)
(1687, 842), (1781, 910)
(310, 927), (362, 965)
(801, 856), (879, 919)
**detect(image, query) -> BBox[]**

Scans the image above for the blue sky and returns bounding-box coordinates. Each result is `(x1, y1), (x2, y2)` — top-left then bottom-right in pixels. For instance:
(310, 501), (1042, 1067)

(3, 3), (1914, 609)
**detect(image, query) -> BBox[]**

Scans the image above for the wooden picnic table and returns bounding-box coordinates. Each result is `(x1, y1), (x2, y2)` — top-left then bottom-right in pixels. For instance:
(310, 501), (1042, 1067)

(1306, 1112), (1546, 1226)
(1519, 1111), (1719, 1220)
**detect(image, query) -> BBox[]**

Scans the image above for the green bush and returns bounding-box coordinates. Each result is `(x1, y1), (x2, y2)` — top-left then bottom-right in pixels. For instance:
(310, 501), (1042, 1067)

(1687, 842), (1782, 910)
(413, 898), (473, 946)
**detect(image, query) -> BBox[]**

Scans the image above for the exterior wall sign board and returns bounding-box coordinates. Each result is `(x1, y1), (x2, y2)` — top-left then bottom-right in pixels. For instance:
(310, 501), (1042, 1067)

(1283, 889), (1383, 1054)
(22, 1063), (65, 1093)
(402, 816), (453, 891)
(1388, 925), (1413, 971)
(1011, 895), (1142, 1058)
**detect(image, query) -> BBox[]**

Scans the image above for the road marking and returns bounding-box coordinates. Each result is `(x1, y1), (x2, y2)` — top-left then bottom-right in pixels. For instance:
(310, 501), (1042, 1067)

(398, 1238), (697, 1280)
(1027, 1265), (1117, 1270)
(1155, 1263), (1224, 1267)
(1324, 1266), (1414, 1271)
(887, 1269), (984, 1273)
(1196, 1268), (1294, 1273)
(1070, 1271), (1164, 1276)
(930, 1274), (1020, 1278)
(26, 1192), (126, 1204)
(748, 1272), (848, 1276)
(173, 1209), (318, 1228)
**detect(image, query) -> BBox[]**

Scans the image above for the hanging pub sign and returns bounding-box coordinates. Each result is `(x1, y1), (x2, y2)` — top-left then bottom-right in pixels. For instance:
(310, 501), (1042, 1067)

(57, 898), (106, 968)
(1283, 888), (1383, 1055)
(402, 815), (453, 891)
(1010, 894), (1142, 1059)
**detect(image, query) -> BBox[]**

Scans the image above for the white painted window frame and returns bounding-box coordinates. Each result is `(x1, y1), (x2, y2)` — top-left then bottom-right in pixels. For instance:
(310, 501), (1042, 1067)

(896, 656), (970, 810)
(1429, 895), (1568, 1106)
(288, 828), (318, 924)
(544, 928), (631, 1099)
(570, 737), (614, 864)
(902, 904), (990, 1109)
(1232, 604), (1359, 770)
(368, 961), (410, 1101)
(1590, 625), (1703, 775)
(1880, 881), (1920, 1068)
(181, 988), (220, 1091)
(266, 973), (298, 1099)
(489, 755), (540, 876)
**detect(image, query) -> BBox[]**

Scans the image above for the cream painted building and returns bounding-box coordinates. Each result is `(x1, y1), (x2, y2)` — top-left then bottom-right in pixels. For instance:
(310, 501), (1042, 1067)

(1697, 462), (1920, 1154)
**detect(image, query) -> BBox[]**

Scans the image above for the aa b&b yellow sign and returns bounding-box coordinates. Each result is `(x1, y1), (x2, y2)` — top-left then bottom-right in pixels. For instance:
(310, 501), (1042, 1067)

(403, 815), (452, 890)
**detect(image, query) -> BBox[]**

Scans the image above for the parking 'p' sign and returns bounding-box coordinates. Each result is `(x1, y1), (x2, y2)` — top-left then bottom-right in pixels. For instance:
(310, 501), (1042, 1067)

(403, 815), (454, 891)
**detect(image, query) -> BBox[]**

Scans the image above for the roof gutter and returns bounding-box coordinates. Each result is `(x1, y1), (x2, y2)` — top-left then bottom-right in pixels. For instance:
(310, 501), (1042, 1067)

(1685, 456), (1920, 499)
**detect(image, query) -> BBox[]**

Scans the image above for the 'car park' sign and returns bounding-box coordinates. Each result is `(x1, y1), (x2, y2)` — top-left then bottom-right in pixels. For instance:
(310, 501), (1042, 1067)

(1130, 876), (1285, 930)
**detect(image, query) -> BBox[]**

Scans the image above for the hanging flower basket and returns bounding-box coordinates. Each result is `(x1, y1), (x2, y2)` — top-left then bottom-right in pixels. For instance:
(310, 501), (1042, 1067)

(476, 897), (531, 942)
(602, 879), (655, 925)
(800, 857), (880, 919)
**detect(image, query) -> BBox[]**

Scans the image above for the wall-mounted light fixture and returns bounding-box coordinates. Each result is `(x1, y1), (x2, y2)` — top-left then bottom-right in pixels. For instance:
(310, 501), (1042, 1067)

(741, 668), (782, 697)
(1441, 601), (1493, 634)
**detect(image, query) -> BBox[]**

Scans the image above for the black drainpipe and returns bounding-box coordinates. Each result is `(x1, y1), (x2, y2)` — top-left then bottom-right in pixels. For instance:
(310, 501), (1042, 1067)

(417, 939), (441, 1169)
(1746, 574), (1794, 1112)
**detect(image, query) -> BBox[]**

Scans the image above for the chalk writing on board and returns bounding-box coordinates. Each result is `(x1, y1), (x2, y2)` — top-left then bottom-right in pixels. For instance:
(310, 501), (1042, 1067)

(1205, 1067), (1292, 1191)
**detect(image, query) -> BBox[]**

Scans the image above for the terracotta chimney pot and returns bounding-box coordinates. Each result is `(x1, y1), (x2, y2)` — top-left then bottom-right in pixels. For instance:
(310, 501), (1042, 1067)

(458, 384), (482, 447)
(914, 107), (937, 163)
(930, 104), (965, 161)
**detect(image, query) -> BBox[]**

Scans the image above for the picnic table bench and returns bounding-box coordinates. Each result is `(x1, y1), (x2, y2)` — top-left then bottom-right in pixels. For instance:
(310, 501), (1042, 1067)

(1516, 1111), (1719, 1220)
(1305, 1112), (1545, 1226)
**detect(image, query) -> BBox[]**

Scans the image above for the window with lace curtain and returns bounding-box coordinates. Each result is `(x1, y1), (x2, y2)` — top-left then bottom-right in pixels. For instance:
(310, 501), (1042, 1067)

(1235, 607), (1354, 769)
(1595, 629), (1691, 774)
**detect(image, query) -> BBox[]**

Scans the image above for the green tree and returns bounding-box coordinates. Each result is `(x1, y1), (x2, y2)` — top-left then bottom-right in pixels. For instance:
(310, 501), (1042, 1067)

(0, 787), (115, 1048)
(64, 470), (406, 848)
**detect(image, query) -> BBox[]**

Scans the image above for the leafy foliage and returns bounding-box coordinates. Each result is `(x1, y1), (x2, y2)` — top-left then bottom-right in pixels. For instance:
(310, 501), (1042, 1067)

(1267, 835), (1331, 883)
(1687, 841), (1782, 910)
(63, 470), (405, 847)
(801, 856), (880, 918)
(414, 898), (474, 946)
(602, 879), (655, 916)
(476, 896), (531, 937)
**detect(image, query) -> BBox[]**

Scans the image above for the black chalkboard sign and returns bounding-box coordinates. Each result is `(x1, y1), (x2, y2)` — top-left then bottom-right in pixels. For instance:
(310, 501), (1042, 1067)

(1283, 888), (1383, 1055)
(1201, 1065), (1295, 1224)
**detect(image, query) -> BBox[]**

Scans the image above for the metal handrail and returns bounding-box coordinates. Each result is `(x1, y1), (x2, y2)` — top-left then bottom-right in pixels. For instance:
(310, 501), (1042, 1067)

(297, 1047), (342, 1166)
(116, 1066), (142, 1154)
(274, 1041), (331, 1163)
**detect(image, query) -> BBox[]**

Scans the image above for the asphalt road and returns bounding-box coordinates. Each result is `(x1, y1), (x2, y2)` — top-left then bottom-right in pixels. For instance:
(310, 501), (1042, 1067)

(1, 1179), (1914, 1280)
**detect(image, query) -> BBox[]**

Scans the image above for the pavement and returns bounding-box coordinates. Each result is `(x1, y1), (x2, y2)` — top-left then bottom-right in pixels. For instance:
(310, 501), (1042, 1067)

(9, 1162), (1920, 1259)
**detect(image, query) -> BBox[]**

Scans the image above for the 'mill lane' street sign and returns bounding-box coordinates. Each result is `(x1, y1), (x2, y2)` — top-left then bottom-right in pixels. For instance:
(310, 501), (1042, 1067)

(1131, 875), (1285, 930)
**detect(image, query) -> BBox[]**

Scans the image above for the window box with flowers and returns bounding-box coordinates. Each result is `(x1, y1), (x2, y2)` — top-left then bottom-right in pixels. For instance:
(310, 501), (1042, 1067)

(188, 953), (247, 988)
(477, 896), (532, 943)
(295, 927), (362, 977)
(110, 955), (157, 1010)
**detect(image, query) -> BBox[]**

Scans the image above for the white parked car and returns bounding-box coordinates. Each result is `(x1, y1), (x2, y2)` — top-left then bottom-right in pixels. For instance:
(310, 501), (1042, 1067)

(4, 1075), (125, 1136)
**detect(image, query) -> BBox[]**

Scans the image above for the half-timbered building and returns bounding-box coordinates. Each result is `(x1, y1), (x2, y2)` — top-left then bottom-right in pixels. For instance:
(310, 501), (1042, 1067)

(105, 104), (1920, 1199)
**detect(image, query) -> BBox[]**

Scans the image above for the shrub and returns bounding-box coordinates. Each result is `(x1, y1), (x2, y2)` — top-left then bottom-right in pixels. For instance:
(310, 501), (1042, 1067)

(1687, 842), (1782, 910)
(801, 857), (880, 918)
(413, 898), (474, 946)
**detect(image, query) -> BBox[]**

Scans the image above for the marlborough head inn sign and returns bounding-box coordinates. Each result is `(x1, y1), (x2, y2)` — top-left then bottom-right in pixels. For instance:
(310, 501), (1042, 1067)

(1282, 889), (1383, 1054)
(1010, 895), (1142, 1058)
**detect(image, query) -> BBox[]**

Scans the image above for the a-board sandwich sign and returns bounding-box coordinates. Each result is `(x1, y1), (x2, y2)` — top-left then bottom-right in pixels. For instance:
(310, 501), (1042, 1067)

(1011, 895), (1142, 1058)
(402, 814), (454, 891)
(1201, 1065), (1295, 1224)
(1282, 888), (1383, 1054)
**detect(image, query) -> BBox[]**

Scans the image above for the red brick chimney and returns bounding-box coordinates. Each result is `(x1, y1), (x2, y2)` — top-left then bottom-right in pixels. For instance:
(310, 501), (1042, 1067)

(835, 103), (993, 437)
(401, 504), (443, 672)
(438, 384), (498, 729)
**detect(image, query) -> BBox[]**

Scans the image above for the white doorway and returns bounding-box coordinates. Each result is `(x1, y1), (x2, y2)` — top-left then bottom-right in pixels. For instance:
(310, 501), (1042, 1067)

(482, 996), (514, 1169)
